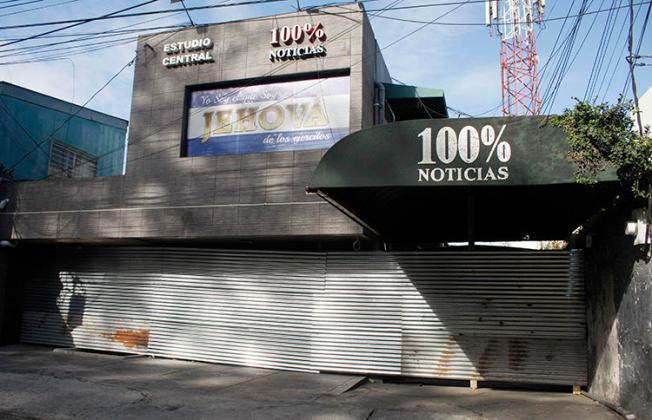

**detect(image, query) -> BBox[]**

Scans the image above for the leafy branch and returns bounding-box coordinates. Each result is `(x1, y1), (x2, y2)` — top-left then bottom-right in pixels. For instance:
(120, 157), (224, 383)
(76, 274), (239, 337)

(551, 98), (652, 198)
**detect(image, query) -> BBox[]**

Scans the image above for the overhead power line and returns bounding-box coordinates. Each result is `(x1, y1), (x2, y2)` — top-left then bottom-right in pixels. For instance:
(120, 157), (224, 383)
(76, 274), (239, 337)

(6, 27), (189, 174)
(622, 1), (651, 96)
(0, 96), (52, 161)
(0, 11), (188, 64)
(179, 0), (195, 27)
(381, 0), (470, 50)
(0, 0), (42, 10)
(3, 0), (649, 31)
(0, 0), (79, 19)
(22, 0), (652, 177)
(44, 0), (444, 178)
(2, 0), (648, 67)
(43, 10), (370, 178)
(0, 0), (290, 30)
(628, 0), (646, 135)
(0, 0), (159, 48)
(540, 0), (599, 114)
(595, 7), (631, 100)
(6, 58), (136, 172)
(583, 0), (619, 101)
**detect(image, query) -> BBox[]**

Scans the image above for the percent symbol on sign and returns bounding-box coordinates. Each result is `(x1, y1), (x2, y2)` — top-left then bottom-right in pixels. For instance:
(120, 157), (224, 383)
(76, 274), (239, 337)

(481, 124), (510, 163)
(303, 22), (325, 41)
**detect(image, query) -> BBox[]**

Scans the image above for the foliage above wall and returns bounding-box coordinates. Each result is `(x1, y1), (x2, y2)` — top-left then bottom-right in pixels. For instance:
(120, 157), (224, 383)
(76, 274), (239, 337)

(551, 98), (652, 198)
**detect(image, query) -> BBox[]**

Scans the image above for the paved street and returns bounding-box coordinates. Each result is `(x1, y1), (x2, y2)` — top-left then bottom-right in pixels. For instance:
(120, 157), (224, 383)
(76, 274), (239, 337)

(0, 345), (619, 420)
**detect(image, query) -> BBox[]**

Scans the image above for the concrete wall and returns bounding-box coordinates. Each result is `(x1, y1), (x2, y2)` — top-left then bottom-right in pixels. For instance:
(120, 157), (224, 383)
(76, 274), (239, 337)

(359, 10), (391, 127)
(0, 3), (390, 242)
(585, 206), (652, 419)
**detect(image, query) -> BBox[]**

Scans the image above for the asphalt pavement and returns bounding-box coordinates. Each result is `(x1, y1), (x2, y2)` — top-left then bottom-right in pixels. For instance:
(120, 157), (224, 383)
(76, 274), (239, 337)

(0, 345), (620, 420)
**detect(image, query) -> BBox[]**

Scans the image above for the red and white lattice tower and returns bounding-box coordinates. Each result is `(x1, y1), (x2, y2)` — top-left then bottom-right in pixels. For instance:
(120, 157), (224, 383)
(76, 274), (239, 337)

(486, 0), (544, 116)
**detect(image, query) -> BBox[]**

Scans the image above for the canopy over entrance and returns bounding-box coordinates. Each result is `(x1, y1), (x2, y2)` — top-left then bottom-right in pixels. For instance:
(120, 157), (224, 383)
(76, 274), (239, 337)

(382, 83), (448, 120)
(308, 116), (619, 242)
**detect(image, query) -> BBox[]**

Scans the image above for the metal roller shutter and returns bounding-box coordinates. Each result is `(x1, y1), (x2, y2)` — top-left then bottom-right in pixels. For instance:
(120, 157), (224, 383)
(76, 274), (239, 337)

(22, 248), (325, 372)
(318, 251), (586, 385)
(21, 247), (586, 385)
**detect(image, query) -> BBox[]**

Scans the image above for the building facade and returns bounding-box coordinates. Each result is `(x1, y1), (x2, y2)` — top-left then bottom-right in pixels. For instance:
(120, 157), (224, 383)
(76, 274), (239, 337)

(1, 3), (394, 241)
(1, 5), (650, 417)
(0, 82), (127, 181)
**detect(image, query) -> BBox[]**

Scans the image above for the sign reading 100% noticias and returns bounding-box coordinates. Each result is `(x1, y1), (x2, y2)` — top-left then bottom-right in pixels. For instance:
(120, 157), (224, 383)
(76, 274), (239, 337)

(416, 124), (512, 183)
(269, 22), (327, 61)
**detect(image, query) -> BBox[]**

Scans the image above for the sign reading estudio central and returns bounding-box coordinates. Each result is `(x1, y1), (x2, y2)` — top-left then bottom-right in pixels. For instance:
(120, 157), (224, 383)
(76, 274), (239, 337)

(269, 22), (327, 61)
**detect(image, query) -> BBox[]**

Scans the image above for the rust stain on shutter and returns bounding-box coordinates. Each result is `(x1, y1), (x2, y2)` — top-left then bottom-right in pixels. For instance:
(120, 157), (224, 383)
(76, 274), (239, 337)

(101, 329), (150, 349)
(508, 339), (528, 371)
(477, 338), (499, 377)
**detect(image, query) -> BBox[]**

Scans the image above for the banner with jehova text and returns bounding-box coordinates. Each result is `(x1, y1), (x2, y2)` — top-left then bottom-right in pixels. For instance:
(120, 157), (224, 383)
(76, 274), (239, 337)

(185, 76), (350, 156)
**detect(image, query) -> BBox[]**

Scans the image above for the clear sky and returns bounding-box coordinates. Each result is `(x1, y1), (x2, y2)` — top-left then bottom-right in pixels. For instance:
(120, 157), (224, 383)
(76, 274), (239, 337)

(0, 0), (650, 122)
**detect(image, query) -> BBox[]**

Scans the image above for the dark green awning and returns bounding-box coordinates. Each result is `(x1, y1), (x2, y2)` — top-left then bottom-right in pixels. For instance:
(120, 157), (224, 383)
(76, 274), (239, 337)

(309, 116), (619, 242)
(383, 83), (448, 120)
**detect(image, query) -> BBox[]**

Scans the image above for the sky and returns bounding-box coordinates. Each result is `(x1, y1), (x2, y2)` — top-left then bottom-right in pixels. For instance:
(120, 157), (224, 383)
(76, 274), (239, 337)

(0, 0), (650, 122)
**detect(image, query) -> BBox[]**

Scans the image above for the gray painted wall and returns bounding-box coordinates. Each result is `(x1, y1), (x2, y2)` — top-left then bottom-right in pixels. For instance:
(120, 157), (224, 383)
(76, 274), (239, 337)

(0, 3), (392, 242)
(585, 206), (652, 419)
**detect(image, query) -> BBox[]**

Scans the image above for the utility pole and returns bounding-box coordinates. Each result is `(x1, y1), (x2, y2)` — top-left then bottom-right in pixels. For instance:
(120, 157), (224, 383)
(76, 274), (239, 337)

(625, 1), (651, 251)
(628, 0), (644, 136)
(486, 0), (545, 116)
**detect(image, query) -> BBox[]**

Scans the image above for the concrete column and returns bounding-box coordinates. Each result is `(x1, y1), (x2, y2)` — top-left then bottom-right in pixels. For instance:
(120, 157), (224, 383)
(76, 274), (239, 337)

(585, 206), (652, 419)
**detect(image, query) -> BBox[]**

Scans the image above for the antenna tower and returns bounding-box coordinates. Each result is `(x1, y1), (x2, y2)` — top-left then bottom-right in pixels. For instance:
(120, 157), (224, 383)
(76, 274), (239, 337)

(486, 0), (545, 116)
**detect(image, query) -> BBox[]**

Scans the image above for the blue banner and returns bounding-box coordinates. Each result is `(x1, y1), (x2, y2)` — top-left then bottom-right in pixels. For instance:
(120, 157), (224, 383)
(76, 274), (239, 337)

(185, 76), (350, 157)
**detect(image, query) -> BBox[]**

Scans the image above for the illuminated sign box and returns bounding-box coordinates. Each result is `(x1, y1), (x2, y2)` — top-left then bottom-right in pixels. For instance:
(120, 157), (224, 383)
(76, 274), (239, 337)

(184, 75), (350, 156)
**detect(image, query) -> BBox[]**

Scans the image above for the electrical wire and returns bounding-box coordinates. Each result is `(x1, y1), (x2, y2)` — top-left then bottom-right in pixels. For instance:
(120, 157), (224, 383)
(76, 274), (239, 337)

(381, 0), (470, 51)
(621, 2), (651, 97)
(0, 95), (53, 161)
(0, 0), (36, 4)
(544, 0), (613, 111)
(537, 1), (576, 97)
(44, 11), (369, 177)
(6, 57), (136, 172)
(35, 0), (652, 176)
(0, 0), (42, 10)
(0, 20), (185, 56)
(3, 0), (650, 67)
(0, 0), (78, 18)
(595, 7), (631, 100)
(583, 0), (616, 101)
(45, 0), (464, 178)
(367, 1), (652, 26)
(5, 0), (649, 32)
(179, 0), (195, 27)
(0, 0), (159, 48)
(0, 0), (291, 30)
(0, 1), (230, 58)
(0, 10), (191, 64)
(541, 0), (590, 114)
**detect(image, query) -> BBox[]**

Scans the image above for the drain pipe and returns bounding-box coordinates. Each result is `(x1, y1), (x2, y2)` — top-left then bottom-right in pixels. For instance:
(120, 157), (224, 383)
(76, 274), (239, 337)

(0, 179), (14, 248)
(373, 82), (386, 125)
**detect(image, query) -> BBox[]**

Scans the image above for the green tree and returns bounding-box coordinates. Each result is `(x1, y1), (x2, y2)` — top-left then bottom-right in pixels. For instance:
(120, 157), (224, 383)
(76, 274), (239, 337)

(551, 98), (652, 198)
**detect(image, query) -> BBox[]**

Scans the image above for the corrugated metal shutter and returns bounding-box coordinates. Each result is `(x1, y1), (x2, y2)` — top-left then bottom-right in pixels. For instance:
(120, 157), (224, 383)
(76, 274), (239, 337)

(22, 248), (324, 372)
(318, 251), (586, 385)
(21, 247), (586, 385)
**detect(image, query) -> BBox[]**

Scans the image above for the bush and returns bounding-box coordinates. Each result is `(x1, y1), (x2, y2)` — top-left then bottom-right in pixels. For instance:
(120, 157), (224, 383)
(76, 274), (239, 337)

(551, 98), (652, 197)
